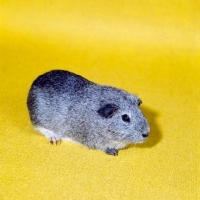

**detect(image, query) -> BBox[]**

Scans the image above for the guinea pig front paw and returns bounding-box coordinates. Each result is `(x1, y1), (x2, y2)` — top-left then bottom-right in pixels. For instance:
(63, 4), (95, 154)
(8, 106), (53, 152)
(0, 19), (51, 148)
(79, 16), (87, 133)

(105, 148), (118, 156)
(48, 137), (62, 145)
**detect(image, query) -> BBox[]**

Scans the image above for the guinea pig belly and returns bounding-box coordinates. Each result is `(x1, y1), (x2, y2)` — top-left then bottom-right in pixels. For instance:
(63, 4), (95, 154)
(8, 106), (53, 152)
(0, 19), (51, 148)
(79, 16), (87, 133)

(62, 137), (83, 146)
(112, 142), (127, 149)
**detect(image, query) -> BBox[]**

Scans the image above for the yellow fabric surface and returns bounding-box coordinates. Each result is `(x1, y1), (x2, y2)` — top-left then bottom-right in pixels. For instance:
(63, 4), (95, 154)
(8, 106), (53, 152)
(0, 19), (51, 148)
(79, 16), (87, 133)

(0, 1), (199, 199)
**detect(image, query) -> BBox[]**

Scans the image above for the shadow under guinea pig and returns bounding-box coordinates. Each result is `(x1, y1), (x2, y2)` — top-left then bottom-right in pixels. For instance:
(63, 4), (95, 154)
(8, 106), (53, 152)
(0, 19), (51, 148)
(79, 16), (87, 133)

(130, 105), (162, 149)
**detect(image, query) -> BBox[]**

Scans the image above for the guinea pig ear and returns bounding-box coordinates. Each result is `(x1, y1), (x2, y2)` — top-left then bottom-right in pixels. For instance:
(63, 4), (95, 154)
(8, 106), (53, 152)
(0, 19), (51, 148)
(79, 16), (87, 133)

(137, 98), (142, 106)
(97, 104), (119, 118)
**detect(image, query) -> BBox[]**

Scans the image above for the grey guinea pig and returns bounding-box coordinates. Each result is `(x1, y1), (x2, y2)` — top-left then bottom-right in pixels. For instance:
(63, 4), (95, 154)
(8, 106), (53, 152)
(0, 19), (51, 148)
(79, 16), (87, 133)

(27, 70), (150, 156)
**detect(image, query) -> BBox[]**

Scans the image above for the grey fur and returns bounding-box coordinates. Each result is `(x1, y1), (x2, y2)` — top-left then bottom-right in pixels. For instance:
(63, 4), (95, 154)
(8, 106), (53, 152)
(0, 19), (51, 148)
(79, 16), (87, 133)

(27, 70), (150, 156)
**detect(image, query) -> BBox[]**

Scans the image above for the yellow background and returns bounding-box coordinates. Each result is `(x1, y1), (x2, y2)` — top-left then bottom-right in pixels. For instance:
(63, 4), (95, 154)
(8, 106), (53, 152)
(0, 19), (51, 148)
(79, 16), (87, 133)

(0, 0), (199, 199)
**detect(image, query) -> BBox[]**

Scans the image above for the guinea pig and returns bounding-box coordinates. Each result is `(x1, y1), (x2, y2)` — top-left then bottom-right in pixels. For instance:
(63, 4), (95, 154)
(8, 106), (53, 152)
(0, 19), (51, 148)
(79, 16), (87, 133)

(27, 70), (150, 156)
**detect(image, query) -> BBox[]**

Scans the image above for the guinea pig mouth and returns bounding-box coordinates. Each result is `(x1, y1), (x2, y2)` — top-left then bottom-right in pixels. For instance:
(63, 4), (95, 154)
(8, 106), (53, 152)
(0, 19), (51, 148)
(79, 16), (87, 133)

(123, 132), (149, 143)
(122, 134), (140, 143)
(134, 137), (148, 144)
(136, 140), (146, 144)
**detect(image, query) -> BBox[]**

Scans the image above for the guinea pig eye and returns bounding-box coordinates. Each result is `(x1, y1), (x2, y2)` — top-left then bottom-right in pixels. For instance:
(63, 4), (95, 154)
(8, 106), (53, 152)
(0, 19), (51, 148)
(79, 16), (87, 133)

(122, 114), (130, 123)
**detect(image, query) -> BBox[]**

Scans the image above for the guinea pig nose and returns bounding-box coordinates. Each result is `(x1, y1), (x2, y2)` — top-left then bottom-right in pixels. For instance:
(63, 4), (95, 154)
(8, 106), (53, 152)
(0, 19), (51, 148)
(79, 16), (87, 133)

(142, 133), (148, 138)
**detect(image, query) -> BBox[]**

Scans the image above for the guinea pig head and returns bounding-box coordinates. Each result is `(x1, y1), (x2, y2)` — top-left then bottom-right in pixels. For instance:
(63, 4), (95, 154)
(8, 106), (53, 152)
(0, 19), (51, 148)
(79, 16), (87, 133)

(97, 97), (150, 144)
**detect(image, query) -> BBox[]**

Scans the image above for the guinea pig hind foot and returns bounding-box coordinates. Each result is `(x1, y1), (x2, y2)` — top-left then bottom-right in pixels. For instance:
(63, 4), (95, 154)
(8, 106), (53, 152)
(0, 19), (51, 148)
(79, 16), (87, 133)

(49, 137), (61, 145)
(35, 127), (62, 145)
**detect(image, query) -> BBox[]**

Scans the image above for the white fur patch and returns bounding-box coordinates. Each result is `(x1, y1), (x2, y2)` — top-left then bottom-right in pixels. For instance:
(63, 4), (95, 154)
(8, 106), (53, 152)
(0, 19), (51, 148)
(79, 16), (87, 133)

(112, 142), (127, 149)
(62, 137), (82, 145)
(35, 127), (59, 139)
(35, 127), (82, 145)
